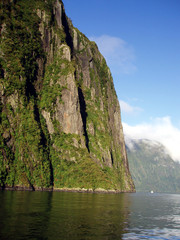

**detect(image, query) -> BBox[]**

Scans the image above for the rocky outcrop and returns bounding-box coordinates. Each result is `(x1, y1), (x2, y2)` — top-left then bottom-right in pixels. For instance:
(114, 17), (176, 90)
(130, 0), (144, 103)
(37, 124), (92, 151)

(0, 0), (135, 192)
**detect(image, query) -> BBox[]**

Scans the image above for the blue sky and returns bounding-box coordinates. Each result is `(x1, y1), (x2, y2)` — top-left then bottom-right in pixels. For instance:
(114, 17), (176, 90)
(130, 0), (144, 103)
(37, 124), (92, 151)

(63, 0), (180, 161)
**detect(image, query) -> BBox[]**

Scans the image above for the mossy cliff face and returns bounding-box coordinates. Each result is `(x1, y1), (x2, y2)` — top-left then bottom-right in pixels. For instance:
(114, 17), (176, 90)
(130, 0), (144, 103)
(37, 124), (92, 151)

(0, 0), (135, 192)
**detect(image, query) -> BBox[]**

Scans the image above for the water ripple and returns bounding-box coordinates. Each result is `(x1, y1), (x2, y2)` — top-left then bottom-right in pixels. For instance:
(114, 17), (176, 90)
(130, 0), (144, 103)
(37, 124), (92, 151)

(123, 228), (180, 240)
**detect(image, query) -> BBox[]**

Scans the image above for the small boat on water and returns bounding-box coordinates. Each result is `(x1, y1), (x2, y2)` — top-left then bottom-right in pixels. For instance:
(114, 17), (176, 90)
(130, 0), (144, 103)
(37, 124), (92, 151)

(150, 190), (154, 194)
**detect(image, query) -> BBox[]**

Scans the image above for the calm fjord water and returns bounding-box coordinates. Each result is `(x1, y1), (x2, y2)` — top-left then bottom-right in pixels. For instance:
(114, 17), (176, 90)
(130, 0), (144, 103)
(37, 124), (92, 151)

(0, 191), (180, 240)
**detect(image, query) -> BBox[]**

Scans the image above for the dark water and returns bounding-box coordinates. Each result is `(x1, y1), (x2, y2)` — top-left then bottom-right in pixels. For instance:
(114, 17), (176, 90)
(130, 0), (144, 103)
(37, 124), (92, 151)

(0, 191), (180, 240)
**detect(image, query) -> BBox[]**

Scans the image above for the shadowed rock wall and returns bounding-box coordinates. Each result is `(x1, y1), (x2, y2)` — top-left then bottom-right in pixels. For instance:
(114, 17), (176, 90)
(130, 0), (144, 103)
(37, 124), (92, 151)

(0, 0), (135, 192)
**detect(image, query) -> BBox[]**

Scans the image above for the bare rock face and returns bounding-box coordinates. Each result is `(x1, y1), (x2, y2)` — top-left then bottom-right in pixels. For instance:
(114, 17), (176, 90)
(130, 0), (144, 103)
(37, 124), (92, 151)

(53, 0), (62, 28)
(55, 72), (83, 135)
(42, 110), (54, 134)
(0, 0), (135, 192)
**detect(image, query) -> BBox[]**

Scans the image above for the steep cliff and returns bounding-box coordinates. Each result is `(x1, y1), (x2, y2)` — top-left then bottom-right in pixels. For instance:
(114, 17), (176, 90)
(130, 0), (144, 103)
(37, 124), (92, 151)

(0, 0), (135, 192)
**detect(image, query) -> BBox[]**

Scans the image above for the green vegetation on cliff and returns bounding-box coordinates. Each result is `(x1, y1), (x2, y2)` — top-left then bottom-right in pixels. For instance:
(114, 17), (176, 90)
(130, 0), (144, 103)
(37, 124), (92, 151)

(126, 138), (180, 193)
(0, 0), (135, 192)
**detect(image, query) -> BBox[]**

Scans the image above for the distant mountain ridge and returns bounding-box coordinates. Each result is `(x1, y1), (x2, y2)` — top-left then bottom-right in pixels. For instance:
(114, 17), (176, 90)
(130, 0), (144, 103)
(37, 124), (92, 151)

(125, 136), (180, 193)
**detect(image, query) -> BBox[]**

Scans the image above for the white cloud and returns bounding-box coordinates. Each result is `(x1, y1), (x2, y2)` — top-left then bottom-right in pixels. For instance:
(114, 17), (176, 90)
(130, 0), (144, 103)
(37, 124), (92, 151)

(120, 100), (143, 115)
(89, 35), (136, 74)
(123, 116), (180, 162)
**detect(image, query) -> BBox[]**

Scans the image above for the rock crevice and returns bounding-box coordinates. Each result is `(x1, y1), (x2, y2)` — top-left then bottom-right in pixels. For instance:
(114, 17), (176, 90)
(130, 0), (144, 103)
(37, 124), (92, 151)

(0, 0), (135, 192)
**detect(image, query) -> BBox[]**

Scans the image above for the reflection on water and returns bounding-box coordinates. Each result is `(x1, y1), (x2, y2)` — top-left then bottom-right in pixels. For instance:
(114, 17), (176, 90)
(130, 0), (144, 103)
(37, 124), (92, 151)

(0, 191), (131, 240)
(0, 191), (53, 239)
(0, 191), (180, 239)
(125, 192), (180, 239)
